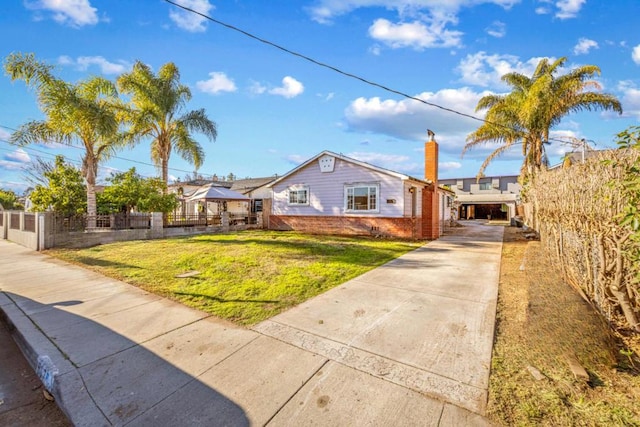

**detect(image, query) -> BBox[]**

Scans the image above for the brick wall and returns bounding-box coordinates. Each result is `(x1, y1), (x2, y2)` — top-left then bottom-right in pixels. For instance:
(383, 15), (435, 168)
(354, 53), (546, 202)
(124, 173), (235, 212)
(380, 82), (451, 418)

(269, 215), (421, 239)
(422, 187), (439, 239)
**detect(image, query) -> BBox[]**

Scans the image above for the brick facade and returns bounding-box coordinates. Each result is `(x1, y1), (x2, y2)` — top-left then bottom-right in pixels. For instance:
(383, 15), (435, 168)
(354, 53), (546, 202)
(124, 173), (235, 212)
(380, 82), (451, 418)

(270, 215), (422, 239)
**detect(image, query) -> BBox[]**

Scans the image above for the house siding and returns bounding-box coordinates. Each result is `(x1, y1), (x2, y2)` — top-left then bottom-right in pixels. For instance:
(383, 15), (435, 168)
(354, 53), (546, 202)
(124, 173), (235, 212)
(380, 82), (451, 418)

(271, 158), (407, 217)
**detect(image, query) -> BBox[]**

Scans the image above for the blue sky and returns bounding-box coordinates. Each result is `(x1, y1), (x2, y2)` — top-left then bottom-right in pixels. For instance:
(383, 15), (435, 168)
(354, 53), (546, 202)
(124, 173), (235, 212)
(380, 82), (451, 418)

(1, 0), (639, 193)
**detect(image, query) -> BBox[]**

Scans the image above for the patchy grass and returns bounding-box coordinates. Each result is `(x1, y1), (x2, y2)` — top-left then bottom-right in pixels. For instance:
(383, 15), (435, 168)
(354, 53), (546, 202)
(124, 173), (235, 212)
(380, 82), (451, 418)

(489, 227), (640, 426)
(46, 230), (422, 325)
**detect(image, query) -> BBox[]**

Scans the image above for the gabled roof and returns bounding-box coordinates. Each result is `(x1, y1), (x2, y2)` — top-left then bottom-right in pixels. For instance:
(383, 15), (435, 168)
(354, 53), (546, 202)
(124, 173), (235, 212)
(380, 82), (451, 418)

(230, 177), (276, 193)
(268, 150), (431, 187)
(185, 184), (250, 201)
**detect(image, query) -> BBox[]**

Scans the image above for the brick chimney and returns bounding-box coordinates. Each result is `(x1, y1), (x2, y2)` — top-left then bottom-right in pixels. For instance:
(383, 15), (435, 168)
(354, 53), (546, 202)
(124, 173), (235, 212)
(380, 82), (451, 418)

(423, 131), (440, 239)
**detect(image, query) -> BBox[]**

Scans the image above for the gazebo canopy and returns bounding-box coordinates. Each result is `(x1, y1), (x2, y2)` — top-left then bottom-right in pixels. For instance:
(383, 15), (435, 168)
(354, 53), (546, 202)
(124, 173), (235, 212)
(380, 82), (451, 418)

(186, 185), (250, 202)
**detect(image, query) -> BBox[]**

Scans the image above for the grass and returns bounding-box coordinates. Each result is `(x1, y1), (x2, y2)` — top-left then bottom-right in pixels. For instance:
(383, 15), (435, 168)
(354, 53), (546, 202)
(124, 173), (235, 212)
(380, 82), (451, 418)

(489, 227), (640, 426)
(46, 230), (423, 325)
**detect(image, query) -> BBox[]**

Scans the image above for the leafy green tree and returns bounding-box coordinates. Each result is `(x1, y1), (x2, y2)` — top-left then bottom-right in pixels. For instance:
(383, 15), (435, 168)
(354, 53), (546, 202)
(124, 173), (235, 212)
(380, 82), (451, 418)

(4, 52), (123, 226)
(117, 61), (217, 190)
(29, 155), (86, 214)
(0, 189), (23, 210)
(98, 168), (177, 213)
(464, 57), (622, 177)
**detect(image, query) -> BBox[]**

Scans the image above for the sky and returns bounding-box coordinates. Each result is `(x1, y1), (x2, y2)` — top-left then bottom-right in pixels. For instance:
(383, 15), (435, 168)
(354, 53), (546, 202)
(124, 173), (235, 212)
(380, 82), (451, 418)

(1, 0), (639, 194)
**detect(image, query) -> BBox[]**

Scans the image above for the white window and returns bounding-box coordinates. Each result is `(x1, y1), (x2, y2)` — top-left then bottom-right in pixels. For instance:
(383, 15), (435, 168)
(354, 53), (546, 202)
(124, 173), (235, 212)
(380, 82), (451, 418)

(288, 186), (309, 205)
(345, 184), (379, 212)
(479, 182), (492, 190)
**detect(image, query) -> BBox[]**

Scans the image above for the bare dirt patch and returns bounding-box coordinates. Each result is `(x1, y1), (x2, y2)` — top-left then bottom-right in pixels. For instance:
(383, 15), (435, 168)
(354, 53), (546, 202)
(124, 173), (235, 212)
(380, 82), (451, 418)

(488, 226), (640, 426)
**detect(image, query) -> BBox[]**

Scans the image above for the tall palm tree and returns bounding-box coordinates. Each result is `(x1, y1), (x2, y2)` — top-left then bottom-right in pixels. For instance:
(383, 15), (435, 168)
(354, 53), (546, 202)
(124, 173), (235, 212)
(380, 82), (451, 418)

(117, 61), (217, 189)
(463, 57), (622, 177)
(4, 53), (121, 227)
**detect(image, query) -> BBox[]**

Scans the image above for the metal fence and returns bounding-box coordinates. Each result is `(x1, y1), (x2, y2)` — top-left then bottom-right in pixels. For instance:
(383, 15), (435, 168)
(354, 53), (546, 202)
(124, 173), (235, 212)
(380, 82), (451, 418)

(164, 213), (222, 227)
(230, 212), (258, 225)
(23, 213), (36, 232)
(50, 213), (151, 233)
(10, 213), (20, 230)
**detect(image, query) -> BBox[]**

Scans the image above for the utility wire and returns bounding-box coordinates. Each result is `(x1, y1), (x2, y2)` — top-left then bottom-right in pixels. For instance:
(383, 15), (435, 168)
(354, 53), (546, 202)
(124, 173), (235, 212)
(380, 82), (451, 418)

(0, 124), (219, 179)
(164, 0), (491, 126)
(164, 0), (587, 149)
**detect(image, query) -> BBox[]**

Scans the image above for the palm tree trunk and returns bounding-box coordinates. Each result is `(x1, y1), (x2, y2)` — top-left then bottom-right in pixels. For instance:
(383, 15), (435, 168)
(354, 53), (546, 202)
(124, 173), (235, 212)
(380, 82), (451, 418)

(85, 157), (98, 229)
(162, 158), (169, 194)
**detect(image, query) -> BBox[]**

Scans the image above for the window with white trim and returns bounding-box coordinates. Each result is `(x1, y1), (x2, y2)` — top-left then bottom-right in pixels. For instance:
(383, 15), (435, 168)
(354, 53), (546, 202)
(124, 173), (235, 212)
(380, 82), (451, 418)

(345, 184), (379, 212)
(288, 186), (309, 205)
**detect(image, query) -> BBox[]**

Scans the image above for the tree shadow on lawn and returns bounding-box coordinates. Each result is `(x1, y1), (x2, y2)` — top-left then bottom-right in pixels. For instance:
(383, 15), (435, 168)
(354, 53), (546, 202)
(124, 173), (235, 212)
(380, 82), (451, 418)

(68, 256), (142, 270)
(173, 291), (280, 305)
(182, 237), (417, 264)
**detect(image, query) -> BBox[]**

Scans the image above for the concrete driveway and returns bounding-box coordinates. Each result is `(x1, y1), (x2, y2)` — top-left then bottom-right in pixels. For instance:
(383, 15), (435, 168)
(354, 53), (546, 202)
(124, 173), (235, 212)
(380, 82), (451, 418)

(255, 221), (503, 416)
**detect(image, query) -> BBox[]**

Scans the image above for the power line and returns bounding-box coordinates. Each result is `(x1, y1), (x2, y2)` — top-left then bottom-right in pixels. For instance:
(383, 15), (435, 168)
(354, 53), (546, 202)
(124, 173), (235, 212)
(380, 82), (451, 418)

(164, 0), (584, 149)
(163, 0), (492, 126)
(0, 124), (218, 179)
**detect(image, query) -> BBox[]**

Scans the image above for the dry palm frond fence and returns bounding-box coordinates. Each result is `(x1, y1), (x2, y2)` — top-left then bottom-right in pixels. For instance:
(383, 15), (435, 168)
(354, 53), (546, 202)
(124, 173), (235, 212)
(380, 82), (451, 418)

(525, 148), (640, 332)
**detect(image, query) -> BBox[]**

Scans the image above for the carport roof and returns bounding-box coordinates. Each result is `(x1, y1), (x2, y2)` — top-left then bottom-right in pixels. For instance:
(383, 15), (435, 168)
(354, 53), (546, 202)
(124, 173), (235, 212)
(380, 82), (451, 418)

(186, 185), (250, 201)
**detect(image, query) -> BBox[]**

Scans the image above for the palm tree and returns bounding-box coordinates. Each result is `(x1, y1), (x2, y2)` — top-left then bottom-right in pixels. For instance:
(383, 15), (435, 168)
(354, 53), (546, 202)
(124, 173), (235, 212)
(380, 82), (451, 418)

(117, 61), (217, 190)
(4, 52), (121, 227)
(463, 57), (622, 177)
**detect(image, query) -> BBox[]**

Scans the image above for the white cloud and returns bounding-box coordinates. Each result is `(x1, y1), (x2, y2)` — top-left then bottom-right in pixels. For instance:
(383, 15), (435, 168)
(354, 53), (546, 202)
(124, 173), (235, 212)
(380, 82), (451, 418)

(285, 154), (307, 165)
(632, 45), (640, 65)
(308, 1), (519, 51)
(368, 18), (463, 49)
(344, 87), (492, 154)
(439, 161), (462, 171)
(0, 128), (11, 141)
(573, 38), (598, 55)
(618, 80), (640, 119)
(58, 55), (130, 74)
(456, 52), (555, 88)
(7, 149), (31, 163)
(0, 148), (31, 171)
(347, 151), (423, 174)
(249, 81), (267, 95)
(486, 21), (506, 38)
(196, 72), (237, 94)
(0, 179), (29, 194)
(25, 0), (99, 27)
(307, 1), (519, 24)
(535, 5), (550, 15)
(169, 0), (213, 32)
(316, 92), (335, 101)
(555, 0), (585, 19)
(269, 76), (304, 98)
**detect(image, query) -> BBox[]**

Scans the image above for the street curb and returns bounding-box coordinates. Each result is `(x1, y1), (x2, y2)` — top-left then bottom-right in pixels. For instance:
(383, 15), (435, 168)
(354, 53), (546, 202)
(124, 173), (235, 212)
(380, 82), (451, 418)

(0, 292), (110, 426)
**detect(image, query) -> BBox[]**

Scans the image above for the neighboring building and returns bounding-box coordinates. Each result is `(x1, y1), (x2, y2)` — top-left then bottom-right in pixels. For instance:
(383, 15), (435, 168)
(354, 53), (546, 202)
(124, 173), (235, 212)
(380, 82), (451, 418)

(230, 177), (276, 214)
(439, 175), (521, 221)
(267, 140), (444, 239)
(185, 184), (250, 216)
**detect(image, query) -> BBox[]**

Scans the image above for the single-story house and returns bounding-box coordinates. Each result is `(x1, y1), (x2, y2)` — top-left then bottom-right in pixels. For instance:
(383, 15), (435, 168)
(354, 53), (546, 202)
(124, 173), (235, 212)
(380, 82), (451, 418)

(267, 139), (445, 239)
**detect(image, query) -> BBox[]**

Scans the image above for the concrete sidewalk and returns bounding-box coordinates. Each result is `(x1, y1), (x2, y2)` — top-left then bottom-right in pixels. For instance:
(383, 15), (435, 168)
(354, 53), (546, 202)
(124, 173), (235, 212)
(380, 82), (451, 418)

(0, 221), (501, 426)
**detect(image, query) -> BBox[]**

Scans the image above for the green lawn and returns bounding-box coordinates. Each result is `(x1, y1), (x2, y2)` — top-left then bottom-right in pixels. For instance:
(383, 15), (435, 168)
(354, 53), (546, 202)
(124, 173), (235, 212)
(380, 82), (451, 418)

(47, 231), (423, 325)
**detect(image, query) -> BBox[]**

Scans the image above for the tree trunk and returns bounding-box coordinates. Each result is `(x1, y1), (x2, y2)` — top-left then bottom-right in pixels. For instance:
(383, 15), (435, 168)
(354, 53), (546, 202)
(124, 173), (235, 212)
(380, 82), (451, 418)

(162, 158), (169, 194)
(84, 156), (98, 229)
